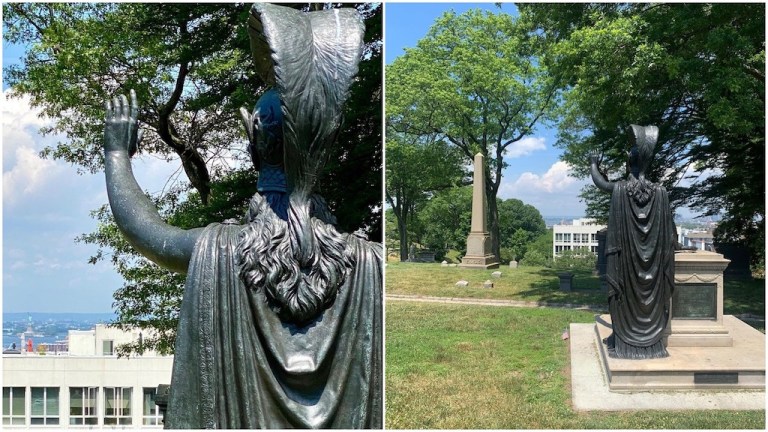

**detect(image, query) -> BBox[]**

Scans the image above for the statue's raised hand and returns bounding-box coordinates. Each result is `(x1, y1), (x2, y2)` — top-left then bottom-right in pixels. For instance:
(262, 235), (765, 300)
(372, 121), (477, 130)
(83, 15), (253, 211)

(588, 149), (602, 166)
(104, 89), (143, 157)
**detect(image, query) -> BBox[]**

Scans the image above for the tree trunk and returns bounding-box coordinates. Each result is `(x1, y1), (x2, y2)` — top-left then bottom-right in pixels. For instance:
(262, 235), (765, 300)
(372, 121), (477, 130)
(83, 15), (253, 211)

(487, 193), (501, 260)
(397, 208), (409, 261)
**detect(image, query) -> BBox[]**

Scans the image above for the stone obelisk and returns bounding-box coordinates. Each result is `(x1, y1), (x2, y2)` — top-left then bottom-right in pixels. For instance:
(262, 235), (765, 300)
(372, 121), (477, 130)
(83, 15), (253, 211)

(460, 153), (499, 269)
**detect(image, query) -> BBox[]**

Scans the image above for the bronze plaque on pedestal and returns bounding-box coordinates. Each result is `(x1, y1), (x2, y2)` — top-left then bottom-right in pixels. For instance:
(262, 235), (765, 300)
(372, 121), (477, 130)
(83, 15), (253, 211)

(672, 283), (717, 319)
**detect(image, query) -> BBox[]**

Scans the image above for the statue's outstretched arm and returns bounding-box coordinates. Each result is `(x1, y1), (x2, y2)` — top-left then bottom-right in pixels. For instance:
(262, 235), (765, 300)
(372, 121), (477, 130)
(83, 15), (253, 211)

(104, 90), (203, 273)
(589, 151), (615, 193)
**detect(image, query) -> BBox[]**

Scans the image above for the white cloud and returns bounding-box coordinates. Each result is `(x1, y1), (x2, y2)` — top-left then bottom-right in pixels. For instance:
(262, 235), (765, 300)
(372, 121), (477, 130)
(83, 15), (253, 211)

(504, 136), (546, 159)
(3, 145), (64, 205)
(511, 161), (576, 193)
(499, 161), (589, 217)
(2, 91), (69, 206)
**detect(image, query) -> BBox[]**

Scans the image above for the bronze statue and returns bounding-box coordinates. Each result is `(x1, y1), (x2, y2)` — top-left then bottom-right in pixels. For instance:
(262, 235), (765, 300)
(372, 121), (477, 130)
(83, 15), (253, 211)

(103, 3), (381, 428)
(590, 125), (676, 359)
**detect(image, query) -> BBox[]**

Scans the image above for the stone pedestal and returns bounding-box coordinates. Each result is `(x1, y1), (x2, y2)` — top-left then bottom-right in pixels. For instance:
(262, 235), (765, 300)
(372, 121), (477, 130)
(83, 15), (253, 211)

(461, 232), (498, 268)
(595, 315), (764, 391)
(591, 250), (764, 392)
(668, 251), (732, 347)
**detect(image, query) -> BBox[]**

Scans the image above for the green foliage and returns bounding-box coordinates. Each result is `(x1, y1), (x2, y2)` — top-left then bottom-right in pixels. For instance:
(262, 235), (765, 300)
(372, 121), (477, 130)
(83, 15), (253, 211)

(416, 187), (472, 255)
(497, 199), (546, 261)
(4, 3), (382, 356)
(386, 8), (559, 259)
(519, 3), (765, 267)
(520, 249), (549, 268)
(385, 136), (467, 260)
(553, 247), (596, 272)
(520, 229), (555, 268)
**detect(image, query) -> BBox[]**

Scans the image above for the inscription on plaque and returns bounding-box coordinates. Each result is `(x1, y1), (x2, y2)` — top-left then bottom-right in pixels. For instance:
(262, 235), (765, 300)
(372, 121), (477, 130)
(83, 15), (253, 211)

(672, 283), (716, 320)
(694, 372), (738, 384)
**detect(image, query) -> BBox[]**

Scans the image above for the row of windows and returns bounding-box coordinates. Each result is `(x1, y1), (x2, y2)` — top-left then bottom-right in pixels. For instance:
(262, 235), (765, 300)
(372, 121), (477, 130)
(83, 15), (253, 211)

(554, 245), (598, 253)
(554, 233), (598, 243)
(2, 386), (161, 426)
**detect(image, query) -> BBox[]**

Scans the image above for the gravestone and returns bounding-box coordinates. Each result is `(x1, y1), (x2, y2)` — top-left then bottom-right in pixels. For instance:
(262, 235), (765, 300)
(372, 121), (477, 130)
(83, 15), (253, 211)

(491, 271), (502, 278)
(558, 272), (574, 292)
(483, 280), (494, 288)
(667, 251), (733, 347)
(508, 260), (518, 269)
(412, 250), (436, 263)
(456, 280), (469, 287)
(459, 153), (499, 269)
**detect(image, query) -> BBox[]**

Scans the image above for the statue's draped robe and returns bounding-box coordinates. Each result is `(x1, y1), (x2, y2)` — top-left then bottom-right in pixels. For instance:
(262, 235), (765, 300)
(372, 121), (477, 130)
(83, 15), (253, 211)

(604, 180), (675, 359)
(165, 223), (383, 428)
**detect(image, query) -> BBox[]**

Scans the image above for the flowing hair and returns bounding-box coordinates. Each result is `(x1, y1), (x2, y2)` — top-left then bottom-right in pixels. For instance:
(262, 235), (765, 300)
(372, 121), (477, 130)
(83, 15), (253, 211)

(236, 192), (356, 325)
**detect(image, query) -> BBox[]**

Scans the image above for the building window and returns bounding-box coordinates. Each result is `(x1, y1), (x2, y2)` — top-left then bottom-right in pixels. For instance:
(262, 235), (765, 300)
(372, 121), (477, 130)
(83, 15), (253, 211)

(104, 387), (132, 425)
(555, 233), (563, 242)
(563, 233), (571, 243)
(591, 246), (598, 253)
(142, 388), (162, 425)
(2, 387), (26, 425)
(31, 387), (59, 425)
(555, 245), (564, 254)
(69, 387), (98, 425)
(102, 340), (114, 356)
(591, 233), (597, 243)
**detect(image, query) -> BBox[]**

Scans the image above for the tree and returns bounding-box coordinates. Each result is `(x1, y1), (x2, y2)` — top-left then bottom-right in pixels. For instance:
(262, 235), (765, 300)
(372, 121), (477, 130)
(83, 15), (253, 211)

(521, 229), (553, 267)
(497, 198), (546, 261)
(3, 3), (382, 355)
(386, 9), (559, 260)
(385, 135), (466, 260)
(417, 187), (472, 258)
(414, 188), (546, 263)
(519, 3), (765, 267)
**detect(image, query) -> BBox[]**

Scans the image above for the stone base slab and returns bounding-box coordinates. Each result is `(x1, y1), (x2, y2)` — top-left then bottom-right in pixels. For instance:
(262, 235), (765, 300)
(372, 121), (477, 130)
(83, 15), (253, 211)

(594, 314), (764, 391)
(570, 323), (766, 411)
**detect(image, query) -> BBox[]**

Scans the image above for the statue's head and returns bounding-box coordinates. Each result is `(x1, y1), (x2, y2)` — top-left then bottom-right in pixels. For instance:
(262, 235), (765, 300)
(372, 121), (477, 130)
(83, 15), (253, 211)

(627, 124), (658, 177)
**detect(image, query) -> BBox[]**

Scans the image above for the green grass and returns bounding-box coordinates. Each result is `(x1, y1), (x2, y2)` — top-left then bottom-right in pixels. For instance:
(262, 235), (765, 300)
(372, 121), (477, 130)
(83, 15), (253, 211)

(386, 262), (766, 318)
(385, 302), (766, 429)
(387, 262), (609, 308)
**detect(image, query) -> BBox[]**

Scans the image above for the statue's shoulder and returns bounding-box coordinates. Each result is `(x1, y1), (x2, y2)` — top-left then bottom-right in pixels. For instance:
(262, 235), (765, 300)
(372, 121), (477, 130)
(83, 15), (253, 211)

(352, 236), (383, 261)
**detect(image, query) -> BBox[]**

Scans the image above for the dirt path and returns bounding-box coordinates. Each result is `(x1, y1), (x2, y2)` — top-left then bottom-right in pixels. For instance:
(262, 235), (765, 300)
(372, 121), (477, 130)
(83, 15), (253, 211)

(386, 294), (606, 312)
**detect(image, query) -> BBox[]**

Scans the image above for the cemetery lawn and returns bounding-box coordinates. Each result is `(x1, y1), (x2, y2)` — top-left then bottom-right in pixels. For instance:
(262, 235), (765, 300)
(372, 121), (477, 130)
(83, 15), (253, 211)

(386, 262), (766, 318)
(385, 302), (766, 429)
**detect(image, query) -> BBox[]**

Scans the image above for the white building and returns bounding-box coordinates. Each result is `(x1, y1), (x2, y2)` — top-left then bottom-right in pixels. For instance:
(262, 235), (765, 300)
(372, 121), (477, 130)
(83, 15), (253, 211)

(3, 324), (172, 428)
(679, 229), (715, 251)
(552, 218), (607, 257)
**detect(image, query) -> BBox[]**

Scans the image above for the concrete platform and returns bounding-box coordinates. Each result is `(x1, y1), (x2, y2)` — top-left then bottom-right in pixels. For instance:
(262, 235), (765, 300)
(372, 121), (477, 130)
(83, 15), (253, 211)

(570, 322), (766, 411)
(595, 315), (764, 391)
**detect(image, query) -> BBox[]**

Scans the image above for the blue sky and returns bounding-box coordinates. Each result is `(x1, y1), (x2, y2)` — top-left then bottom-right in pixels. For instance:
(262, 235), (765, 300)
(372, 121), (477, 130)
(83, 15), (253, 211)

(3, 39), (182, 313)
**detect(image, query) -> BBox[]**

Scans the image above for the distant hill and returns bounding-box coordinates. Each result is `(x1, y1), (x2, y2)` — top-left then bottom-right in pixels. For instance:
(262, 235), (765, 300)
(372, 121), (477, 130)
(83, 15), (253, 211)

(543, 216), (579, 227)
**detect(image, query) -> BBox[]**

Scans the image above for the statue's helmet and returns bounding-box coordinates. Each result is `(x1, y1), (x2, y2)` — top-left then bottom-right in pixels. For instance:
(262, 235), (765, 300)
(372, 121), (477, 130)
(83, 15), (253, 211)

(247, 3), (364, 196)
(627, 124), (658, 175)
